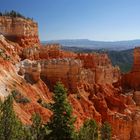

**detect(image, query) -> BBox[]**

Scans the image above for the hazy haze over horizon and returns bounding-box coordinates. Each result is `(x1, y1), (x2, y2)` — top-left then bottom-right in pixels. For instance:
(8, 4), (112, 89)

(1, 0), (140, 41)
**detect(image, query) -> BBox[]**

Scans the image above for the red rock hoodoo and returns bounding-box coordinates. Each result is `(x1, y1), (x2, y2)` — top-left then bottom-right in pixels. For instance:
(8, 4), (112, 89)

(0, 16), (140, 140)
(122, 47), (140, 90)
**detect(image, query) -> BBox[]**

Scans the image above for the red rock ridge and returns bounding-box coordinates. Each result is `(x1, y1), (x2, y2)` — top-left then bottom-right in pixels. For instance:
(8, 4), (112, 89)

(122, 47), (140, 90)
(0, 16), (40, 48)
(0, 16), (140, 139)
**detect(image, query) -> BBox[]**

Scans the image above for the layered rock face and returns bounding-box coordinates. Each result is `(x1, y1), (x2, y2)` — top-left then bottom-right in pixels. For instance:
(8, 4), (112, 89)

(122, 47), (140, 90)
(18, 45), (140, 140)
(22, 44), (77, 60)
(77, 53), (120, 84)
(19, 58), (95, 91)
(19, 47), (120, 91)
(0, 16), (40, 48)
(1, 15), (140, 140)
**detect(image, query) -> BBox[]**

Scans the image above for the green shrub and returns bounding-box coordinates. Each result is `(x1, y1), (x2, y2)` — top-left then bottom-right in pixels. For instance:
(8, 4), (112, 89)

(11, 89), (30, 104)
(101, 122), (112, 140)
(37, 98), (52, 110)
(11, 89), (21, 97)
(42, 102), (52, 110)
(0, 49), (10, 61)
(16, 98), (30, 104)
(76, 119), (98, 140)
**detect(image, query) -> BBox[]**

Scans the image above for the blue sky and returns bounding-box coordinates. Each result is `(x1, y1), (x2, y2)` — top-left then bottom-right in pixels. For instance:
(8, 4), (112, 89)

(0, 0), (140, 41)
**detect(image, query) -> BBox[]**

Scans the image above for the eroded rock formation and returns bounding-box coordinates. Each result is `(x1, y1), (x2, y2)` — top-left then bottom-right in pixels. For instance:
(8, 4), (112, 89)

(122, 47), (140, 91)
(0, 16), (140, 140)
(0, 16), (40, 48)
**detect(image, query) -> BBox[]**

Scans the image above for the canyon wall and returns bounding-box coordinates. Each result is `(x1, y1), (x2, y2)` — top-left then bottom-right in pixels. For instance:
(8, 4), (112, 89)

(1, 15), (140, 140)
(0, 16), (40, 48)
(77, 53), (120, 84)
(22, 44), (77, 60)
(19, 46), (120, 92)
(122, 47), (140, 90)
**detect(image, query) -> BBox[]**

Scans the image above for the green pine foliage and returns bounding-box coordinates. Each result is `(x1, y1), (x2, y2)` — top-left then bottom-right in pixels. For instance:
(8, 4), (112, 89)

(75, 119), (98, 140)
(47, 82), (75, 140)
(0, 85), (112, 140)
(12, 89), (30, 104)
(0, 95), (25, 140)
(0, 10), (33, 20)
(30, 113), (46, 140)
(101, 122), (112, 140)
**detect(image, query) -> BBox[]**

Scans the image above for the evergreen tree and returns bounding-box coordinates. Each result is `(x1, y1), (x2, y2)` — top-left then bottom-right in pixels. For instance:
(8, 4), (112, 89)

(101, 122), (112, 140)
(0, 95), (24, 140)
(75, 119), (98, 140)
(23, 126), (33, 140)
(30, 113), (46, 140)
(0, 10), (31, 20)
(47, 82), (75, 140)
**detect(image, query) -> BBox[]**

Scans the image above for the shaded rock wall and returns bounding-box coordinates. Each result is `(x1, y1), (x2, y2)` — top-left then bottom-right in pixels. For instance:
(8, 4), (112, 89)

(122, 47), (140, 90)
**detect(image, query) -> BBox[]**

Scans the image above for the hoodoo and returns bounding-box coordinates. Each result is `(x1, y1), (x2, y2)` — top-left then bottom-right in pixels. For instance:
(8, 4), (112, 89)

(122, 47), (140, 90)
(0, 14), (140, 140)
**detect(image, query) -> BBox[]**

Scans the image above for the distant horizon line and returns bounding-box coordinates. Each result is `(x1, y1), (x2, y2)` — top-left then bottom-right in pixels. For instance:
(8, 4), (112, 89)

(42, 38), (140, 42)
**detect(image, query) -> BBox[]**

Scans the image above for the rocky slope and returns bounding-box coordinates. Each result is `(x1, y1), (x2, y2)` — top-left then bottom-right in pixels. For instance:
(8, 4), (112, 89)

(0, 16), (140, 140)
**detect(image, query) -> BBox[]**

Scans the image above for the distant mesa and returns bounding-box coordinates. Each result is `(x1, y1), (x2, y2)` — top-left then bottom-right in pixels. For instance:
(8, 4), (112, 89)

(44, 39), (140, 51)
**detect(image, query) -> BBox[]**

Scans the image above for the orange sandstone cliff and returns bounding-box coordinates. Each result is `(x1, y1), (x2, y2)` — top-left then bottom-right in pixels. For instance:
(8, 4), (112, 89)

(0, 16), (40, 48)
(0, 16), (140, 140)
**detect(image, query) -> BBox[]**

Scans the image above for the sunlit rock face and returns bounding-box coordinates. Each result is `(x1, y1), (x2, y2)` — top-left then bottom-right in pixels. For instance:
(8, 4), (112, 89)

(19, 58), (95, 91)
(22, 44), (77, 60)
(0, 16), (40, 48)
(19, 45), (139, 140)
(19, 46), (121, 92)
(77, 53), (120, 84)
(1, 15), (140, 140)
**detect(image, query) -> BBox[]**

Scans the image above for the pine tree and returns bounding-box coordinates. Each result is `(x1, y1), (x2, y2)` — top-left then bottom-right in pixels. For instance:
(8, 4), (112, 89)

(76, 119), (98, 140)
(30, 113), (46, 140)
(23, 126), (33, 140)
(0, 95), (24, 140)
(101, 122), (112, 140)
(47, 82), (75, 140)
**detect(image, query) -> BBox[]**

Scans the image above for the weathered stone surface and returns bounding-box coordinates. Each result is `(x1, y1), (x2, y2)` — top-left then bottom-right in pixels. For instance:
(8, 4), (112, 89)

(133, 91), (140, 106)
(131, 109), (140, 140)
(19, 58), (95, 91)
(77, 53), (120, 84)
(122, 47), (140, 90)
(22, 44), (77, 60)
(0, 16), (40, 48)
(1, 15), (140, 140)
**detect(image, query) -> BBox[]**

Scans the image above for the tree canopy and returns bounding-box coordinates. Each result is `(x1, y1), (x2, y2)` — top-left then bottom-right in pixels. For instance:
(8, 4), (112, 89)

(0, 10), (33, 20)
